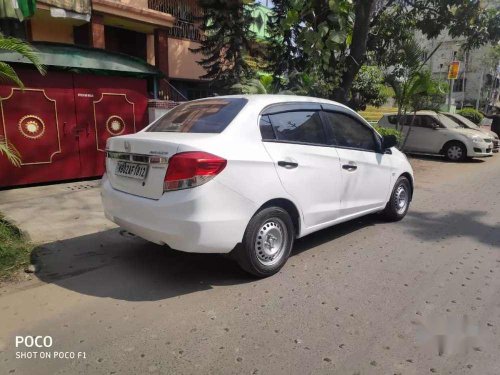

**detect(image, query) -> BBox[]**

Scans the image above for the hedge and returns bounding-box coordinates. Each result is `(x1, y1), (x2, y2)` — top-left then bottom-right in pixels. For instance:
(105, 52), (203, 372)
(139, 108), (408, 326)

(457, 108), (483, 125)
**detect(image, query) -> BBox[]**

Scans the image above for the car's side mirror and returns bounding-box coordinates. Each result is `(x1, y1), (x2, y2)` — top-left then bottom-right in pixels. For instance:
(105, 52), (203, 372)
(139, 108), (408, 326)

(382, 135), (398, 150)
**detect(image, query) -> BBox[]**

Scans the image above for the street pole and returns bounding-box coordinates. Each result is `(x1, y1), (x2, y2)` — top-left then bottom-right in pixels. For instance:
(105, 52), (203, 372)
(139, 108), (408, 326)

(448, 79), (454, 112)
(476, 69), (484, 111)
(461, 51), (467, 109)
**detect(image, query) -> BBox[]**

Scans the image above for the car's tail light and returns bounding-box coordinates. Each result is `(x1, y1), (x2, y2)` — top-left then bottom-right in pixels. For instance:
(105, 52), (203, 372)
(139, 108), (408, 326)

(164, 151), (227, 191)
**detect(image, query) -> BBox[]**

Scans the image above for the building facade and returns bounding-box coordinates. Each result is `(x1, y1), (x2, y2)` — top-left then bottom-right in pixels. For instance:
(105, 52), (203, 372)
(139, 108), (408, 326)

(1, 0), (209, 100)
(419, 35), (498, 110)
(0, 0), (213, 187)
(418, 0), (500, 110)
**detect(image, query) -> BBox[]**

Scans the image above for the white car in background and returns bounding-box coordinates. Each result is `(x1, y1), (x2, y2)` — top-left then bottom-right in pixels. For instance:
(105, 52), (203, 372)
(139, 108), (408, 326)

(102, 95), (414, 277)
(378, 111), (494, 161)
(443, 112), (499, 153)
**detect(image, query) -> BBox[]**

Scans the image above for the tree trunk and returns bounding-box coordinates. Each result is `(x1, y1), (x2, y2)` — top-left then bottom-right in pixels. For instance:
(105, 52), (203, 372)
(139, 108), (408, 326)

(332, 0), (376, 106)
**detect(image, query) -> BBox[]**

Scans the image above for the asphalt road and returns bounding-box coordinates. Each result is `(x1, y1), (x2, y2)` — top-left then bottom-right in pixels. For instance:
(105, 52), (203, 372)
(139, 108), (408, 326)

(1, 154), (500, 375)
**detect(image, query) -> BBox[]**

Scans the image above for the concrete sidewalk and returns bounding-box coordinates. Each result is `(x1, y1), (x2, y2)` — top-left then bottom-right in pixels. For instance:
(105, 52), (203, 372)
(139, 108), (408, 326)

(0, 180), (116, 244)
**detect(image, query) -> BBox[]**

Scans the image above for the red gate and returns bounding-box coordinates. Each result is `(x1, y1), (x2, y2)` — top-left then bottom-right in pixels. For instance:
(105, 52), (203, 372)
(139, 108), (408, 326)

(0, 69), (148, 188)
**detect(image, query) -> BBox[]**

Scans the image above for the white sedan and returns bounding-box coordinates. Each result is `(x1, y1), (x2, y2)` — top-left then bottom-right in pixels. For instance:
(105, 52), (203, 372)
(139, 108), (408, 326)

(101, 95), (414, 277)
(443, 112), (499, 153)
(378, 111), (494, 161)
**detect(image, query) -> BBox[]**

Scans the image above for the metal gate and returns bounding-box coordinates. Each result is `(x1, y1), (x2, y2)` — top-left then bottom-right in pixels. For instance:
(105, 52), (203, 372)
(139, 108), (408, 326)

(0, 69), (148, 187)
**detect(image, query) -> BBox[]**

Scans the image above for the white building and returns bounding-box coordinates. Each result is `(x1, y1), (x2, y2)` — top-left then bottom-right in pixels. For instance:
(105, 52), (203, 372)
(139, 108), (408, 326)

(419, 37), (498, 109)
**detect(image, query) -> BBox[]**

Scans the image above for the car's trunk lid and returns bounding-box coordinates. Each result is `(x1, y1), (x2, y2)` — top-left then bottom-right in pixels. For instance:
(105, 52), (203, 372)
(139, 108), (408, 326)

(106, 132), (218, 199)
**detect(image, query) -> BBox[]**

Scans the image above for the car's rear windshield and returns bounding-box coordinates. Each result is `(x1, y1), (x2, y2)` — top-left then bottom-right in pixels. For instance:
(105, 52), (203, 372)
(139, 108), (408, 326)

(147, 98), (248, 133)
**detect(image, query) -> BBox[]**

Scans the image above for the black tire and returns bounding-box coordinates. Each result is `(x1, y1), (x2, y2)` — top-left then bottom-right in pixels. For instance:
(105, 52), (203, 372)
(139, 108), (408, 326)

(443, 141), (467, 162)
(382, 176), (411, 222)
(234, 207), (294, 278)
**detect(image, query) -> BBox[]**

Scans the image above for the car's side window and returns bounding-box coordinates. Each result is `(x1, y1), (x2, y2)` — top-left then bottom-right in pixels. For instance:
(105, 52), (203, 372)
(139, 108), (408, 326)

(402, 115), (421, 127)
(267, 110), (326, 145)
(388, 115), (398, 124)
(322, 111), (377, 152)
(259, 114), (276, 140)
(421, 116), (440, 129)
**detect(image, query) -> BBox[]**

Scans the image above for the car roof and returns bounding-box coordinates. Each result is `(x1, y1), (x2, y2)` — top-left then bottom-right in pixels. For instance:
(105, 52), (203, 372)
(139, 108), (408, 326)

(190, 94), (353, 112)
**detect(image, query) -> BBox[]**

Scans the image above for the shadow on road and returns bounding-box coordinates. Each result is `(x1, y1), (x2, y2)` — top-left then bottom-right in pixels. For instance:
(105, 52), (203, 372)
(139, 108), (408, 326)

(293, 214), (380, 255)
(31, 228), (252, 302)
(30, 214), (383, 302)
(407, 153), (486, 164)
(28, 208), (499, 303)
(405, 210), (500, 248)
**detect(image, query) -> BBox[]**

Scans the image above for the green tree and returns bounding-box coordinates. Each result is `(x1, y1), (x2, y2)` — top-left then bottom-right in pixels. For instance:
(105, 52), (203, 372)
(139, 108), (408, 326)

(266, 0), (303, 91)
(268, 0), (500, 106)
(407, 71), (447, 112)
(385, 40), (449, 149)
(231, 77), (269, 94)
(191, 0), (255, 91)
(384, 38), (447, 146)
(351, 66), (391, 110)
(0, 33), (45, 166)
(0, 136), (21, 167)
(0, 33), (45, 88)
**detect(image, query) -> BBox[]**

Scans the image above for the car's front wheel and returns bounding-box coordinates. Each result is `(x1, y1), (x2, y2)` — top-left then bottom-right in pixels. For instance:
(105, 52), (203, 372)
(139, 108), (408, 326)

(235, 207), (294, 277)
(382, 176), (411, 221)
(443, 141), (467, 162)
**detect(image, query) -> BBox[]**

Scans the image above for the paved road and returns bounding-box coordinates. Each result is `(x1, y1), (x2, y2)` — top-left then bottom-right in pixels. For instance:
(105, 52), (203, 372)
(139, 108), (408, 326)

(1, 155), (500, 375)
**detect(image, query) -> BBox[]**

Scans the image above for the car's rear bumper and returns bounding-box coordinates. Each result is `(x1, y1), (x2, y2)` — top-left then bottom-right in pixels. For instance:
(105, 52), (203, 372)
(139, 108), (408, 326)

(101, 175), (257, 253)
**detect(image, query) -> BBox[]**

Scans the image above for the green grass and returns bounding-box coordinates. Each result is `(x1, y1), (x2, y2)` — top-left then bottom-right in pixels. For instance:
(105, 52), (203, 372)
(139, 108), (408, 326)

(358, 106), (398, 122)
(0, 213), (33, 280)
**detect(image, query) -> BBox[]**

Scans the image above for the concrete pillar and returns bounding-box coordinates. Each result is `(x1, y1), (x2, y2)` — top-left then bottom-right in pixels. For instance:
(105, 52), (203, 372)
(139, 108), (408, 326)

(154, 28), (169, 100)
(147, 34), (155, 66)
(91, 14), (105, 49)
(154, 28), (169, 76)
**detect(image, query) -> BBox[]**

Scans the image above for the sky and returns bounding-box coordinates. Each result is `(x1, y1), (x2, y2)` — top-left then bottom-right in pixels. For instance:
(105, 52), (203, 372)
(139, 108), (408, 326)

(256, 0), (274, 7)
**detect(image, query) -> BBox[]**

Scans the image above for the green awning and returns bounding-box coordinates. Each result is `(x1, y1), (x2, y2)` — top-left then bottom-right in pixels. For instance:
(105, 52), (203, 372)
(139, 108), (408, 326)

(0, 42), (163, 78)
(0, 0), (35, 21)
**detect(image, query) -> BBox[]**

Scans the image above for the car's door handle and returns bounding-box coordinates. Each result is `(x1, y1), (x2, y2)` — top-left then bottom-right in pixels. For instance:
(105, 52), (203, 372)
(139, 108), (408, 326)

(342, 163), (357, 171)
(278, 161), (299, 169)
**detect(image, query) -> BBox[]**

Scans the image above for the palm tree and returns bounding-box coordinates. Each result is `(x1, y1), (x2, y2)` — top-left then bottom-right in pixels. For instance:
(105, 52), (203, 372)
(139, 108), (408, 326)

(0, 33), (45, 88)
(231, 77), (269, 94)
(0, 135), (21, 166)
(0, 33), (46, 166)
(385, 38), (443, 143)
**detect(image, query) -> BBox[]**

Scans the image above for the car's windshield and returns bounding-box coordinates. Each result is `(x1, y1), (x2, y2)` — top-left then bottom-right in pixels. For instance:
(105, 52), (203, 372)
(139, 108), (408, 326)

(452, 113), (480, 130)
(436, 113), (461, 129)
(147, 98), (248, 133)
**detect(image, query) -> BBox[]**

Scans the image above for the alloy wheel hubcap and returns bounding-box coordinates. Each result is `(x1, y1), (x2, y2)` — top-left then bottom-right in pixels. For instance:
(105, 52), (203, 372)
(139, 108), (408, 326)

(448, 145), (463, 160)
(255, 218), (287, 266)
(394, 184), (408, 214)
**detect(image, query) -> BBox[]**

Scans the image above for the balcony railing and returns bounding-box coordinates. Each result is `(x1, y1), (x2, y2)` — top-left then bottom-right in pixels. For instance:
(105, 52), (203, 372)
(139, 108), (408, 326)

(167, 20), (202, 41)
(148, 0), (202, 21)
(148, 0), (203, 41)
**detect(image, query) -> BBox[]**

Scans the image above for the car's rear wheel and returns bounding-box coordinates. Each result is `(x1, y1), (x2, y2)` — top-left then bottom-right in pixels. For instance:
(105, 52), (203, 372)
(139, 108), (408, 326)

(382, 176), (411, 221)
(235, 207), (294, 277)
(443, 141), (467, 162)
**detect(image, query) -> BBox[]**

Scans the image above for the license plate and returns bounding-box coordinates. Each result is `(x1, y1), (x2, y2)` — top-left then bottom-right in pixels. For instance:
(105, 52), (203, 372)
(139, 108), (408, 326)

(115, 161), (148, 180)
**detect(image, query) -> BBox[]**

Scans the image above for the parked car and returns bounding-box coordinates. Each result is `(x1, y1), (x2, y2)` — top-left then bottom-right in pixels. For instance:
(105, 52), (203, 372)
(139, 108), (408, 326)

(378, 111), (494, 161)
(102, 95), (414, 277)
(443, 112), (499, 153)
